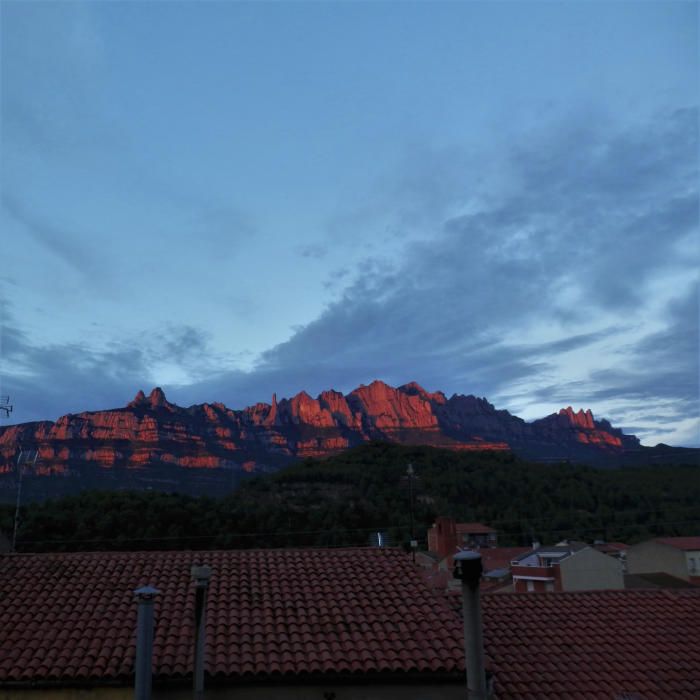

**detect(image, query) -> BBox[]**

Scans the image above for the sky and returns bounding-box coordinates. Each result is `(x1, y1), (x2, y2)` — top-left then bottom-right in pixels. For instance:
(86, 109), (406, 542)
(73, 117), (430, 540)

(1, 1), (698, 447)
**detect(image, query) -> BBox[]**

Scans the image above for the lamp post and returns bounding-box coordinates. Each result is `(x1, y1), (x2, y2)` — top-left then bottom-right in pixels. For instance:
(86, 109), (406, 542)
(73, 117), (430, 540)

(406, 463), (417, 561)
(453, 550), (487, 700)
(12, 448), (38, 552)
(191, 564), (211, 700)
(134, 585), (160, 700)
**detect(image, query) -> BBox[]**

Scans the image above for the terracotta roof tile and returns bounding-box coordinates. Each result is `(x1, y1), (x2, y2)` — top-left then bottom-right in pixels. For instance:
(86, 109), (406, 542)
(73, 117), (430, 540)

(482, 589), (700, 698)
(0, 548), (464, 684)
(655, 536), (700, 550)
(2, 549), (700, 697)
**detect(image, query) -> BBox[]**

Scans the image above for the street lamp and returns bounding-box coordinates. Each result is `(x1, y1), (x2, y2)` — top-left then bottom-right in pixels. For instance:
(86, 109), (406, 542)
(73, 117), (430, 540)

(406, 463), (418, 560)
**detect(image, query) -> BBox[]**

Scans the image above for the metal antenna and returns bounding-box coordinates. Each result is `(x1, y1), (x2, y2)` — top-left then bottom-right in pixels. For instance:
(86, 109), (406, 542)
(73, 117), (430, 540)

(0, 396), (12, 418)
(12, 447), (38, 552)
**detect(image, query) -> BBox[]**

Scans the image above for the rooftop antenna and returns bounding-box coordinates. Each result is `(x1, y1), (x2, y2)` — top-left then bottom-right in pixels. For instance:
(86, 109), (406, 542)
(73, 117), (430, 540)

(12, 447), (38, 552)
(0, 395), (12, 417)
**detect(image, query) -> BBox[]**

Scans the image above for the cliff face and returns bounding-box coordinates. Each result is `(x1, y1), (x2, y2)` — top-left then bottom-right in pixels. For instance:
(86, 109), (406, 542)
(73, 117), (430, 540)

(0, 381), (651, 501)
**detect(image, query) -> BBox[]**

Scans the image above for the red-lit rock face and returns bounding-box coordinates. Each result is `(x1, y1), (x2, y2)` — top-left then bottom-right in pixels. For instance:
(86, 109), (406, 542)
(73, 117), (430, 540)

(348, 380), (439, 430)
(0, 382), (641, 491)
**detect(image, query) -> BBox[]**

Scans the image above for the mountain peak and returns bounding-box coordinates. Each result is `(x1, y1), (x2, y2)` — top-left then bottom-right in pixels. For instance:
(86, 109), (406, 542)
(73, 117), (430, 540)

(128, 387), (170, 409)
(400, 381), (427, 394)
(127, 390), (147, 408)
(149, 387), (168, 407)
(559, 406), (595, 429)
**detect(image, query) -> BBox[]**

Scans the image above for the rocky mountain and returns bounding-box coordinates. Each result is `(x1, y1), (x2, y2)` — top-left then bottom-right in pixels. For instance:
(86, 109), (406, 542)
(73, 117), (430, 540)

(0, 381), (694, 502)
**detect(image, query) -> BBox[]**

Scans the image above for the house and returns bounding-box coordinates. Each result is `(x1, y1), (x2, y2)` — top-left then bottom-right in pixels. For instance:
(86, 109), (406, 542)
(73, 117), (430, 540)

(511, 541), (624, 592)
(427, 517), (497, 564)
(592, 540), (628, 562)
(1, 548), (699, 698)
(626, 536), (700, 584)
(421, 517), (528, 592)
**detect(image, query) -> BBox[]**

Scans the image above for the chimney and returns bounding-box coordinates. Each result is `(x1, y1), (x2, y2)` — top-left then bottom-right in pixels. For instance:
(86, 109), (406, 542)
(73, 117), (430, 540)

(134, 585), (160, 700)
(191, 564), (212, 700)
(453, 551), (488, 700)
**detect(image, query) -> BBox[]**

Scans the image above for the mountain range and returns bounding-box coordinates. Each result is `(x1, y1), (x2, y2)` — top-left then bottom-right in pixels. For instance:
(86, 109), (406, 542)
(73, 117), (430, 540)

(0, 380), (696, 502)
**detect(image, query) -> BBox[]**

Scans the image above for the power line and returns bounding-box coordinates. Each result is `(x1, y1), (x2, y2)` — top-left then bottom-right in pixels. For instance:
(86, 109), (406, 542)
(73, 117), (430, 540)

(14, 518), (700, 549)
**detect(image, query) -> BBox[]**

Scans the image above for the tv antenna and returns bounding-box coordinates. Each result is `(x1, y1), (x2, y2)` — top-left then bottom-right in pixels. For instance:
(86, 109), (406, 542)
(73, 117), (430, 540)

(12, 447), (38, 552)
(0, 396), (12, 417)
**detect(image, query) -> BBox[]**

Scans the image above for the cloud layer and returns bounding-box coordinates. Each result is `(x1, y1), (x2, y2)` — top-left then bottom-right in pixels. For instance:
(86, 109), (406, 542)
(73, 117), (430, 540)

(2, 108), (698, 446)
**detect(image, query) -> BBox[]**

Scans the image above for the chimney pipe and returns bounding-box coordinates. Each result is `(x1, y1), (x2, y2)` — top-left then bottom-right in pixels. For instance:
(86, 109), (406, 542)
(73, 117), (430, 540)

(134, 586), (160, 700)
(191, 564), (212, 700)
(453, 551), (487, 700)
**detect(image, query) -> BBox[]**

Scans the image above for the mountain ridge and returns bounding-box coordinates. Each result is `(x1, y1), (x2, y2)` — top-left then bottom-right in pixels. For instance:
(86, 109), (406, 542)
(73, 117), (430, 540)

(0, 380), (696, 502)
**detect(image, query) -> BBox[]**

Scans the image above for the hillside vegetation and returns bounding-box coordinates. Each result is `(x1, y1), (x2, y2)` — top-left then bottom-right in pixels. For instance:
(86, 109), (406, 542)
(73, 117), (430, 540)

(3, 442), (698, 552)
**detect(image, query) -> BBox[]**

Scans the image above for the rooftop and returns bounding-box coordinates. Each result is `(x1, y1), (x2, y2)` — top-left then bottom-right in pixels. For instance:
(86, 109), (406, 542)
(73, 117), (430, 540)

(655, 536), (700, 551)
(512, 542), (589, 567)
(0, 548), (464, 685)
(1, 548), (699, 698)
(482, 589), (700, 698)
(454, 522), (496, 535)
(478, 547), (531, 573)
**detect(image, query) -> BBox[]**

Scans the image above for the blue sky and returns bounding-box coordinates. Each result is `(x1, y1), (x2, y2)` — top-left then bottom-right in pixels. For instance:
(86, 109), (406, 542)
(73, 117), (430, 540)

(1, 1), (698, 446)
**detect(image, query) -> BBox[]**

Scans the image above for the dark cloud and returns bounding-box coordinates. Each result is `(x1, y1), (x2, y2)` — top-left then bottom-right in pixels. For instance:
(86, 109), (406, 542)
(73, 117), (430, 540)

(2, 109), (697, 447)
(0, 311), (221, 423)
(514, 285), (699, 444)
(297, 244), (328, 260)
(176, 109), (698, 444)
(0, 322), (149, 424)
(156, 325), (209, 365)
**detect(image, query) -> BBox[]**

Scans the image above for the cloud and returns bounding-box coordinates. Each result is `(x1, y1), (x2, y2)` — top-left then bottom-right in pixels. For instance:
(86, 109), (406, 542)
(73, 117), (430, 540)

(2, 108), (697, 448)
(173, 108), (698, 444)
(1, 193), (95, 276)
(0, 307), (227, 423)
(297, 243), (328, 260)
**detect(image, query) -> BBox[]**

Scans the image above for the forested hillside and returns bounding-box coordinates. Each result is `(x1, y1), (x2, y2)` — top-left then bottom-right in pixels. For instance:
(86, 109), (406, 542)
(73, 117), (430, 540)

(3, 443), (698, 552)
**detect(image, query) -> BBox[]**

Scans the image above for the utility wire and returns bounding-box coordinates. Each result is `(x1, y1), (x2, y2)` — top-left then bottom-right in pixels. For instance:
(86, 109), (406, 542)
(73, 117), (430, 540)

(14, 518), (700, 548)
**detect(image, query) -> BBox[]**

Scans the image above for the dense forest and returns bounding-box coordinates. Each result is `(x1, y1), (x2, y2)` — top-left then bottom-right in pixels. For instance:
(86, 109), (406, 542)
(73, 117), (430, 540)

(2, 442), (698, 552)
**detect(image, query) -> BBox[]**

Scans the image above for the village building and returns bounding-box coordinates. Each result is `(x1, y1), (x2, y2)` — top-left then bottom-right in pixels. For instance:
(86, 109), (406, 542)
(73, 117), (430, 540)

(510, 541), (624, 592)
(427, 518), (497, 563)
(592, 540), (629, 562)
(626, 536), (700, 585)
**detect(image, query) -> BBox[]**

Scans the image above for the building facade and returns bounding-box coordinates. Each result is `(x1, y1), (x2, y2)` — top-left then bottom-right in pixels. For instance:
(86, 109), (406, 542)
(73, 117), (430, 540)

(511, 542), (624, 592)
(626, 537), (700, 584)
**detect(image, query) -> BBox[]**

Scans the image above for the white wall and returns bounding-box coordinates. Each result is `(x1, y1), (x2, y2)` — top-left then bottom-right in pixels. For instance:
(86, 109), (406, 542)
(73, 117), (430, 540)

(559, 547), (624, 590)
(626, 541), (688, 580)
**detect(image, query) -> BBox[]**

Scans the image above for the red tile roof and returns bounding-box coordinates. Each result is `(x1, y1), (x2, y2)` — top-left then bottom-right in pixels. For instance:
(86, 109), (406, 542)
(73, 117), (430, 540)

(2, 548), (699, 698)
(482, 590), (700, 699)
(478, 547), (531, 573)
(0, 548), (465, 685)
(593, 541), (629, 554)
(455, 522), (496, 535)
(655, 536), (700, 551)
